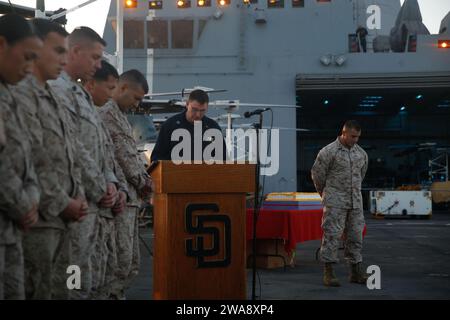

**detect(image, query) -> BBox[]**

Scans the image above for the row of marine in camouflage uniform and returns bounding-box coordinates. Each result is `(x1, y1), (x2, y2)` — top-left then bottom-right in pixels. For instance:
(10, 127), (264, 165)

(0, 15), (152, 299)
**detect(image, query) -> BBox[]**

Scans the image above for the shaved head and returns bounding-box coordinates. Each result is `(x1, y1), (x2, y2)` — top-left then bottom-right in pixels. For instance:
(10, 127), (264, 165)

(65, 26), (105, 81)
(68, 26), (106, 49)
(114, 69), (148, 112)
(340, 120), (362, 149)
(119, 69), (149, 94)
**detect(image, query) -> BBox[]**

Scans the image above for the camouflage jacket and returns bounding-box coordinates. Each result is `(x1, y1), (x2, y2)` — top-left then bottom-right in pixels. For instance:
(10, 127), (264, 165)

(0, 81), (40, 244)
(99, 119), (129, 218)
(99, 100), (150, 206)
(12, 76), (100, 228)
(311, 137), (368, 209)
(49, 71), (116, 208)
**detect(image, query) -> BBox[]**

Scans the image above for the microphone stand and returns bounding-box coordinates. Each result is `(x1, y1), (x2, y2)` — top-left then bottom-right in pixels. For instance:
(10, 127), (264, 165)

(251, 113), (263, 300)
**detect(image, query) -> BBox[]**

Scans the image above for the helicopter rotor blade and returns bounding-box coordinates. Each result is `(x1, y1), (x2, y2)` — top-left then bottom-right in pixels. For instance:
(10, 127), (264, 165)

(145, 88), (227, 98)
(235, 103), (302, 109)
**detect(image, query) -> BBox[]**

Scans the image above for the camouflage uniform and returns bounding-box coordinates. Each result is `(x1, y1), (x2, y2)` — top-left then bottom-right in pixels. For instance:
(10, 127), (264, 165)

(99, 99), (151, 296)
(91, 121), (129, 299)
(311, 137), (368, 264)
(11, 76), (104, 299)
(49, 71), (117, 299)
(0, 81), (40, 299)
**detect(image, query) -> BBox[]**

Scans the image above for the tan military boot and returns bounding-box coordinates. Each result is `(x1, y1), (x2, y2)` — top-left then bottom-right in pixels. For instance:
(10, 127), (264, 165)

(349, 262), (369, 284)
(323, 263), (341, 287)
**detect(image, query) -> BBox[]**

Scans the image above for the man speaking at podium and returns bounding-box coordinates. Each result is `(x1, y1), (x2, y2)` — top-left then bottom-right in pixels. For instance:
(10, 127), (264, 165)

(151, 89), (226, 163)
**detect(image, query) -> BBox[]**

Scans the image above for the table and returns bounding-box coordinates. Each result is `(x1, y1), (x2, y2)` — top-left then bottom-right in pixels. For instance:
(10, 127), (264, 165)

(246, 208), (323, 254)
(246, 207), (367, 254)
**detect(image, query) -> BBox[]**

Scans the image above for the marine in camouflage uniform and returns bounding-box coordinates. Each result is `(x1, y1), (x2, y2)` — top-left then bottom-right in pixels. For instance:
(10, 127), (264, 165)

(49, 71), (118, 299)
(83, 60), (130, 299)
(0, 81), (40, 299)
(91, 120), (129, 299)
(11, 75), (106, 299)
(99, 99), (151, 298)
(312, 124), (369, 286)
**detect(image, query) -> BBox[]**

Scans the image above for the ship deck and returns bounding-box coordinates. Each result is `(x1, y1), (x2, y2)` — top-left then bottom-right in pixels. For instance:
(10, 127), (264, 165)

(127, 210), (450, 300)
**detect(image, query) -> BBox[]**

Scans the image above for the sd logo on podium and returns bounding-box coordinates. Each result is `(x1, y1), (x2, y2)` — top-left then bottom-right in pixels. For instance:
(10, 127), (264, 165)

(185, 203), (232, 268)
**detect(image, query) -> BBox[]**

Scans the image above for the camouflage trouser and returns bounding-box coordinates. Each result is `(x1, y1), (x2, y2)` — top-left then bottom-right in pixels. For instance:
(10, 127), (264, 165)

(110, 206), (140, 296)
(320, 206), (365, 264)
(22, 228), (70, 299)
(91, 216), (117, 299)
(0, 241), (25, 299)
(67, 213), (99, 299)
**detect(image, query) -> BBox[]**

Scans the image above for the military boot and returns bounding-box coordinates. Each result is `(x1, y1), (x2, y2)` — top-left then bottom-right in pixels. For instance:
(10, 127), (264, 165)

(323, 263), (340, 287)
(349, 262), (369, 284)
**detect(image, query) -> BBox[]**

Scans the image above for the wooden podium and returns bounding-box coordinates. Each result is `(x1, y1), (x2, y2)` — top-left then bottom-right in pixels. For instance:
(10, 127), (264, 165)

(149, 161), (255, 300)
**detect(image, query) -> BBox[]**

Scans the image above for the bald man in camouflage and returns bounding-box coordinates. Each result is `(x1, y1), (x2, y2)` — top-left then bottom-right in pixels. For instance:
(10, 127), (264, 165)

(311, 120), (369, 287)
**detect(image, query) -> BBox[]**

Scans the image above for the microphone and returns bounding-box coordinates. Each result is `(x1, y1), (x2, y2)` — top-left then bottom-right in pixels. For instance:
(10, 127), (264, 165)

(244, 108), (271, 118)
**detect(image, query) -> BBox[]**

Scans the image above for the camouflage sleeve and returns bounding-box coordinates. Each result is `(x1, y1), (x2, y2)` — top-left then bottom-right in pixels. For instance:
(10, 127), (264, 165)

(361, 150), (368, 181)
(100, 109), (149, 191)
(23, 163), (41, 215)
(104, 168), (118, 185)
(75, 136), (107, 204)
(31, 132), (71, 217)
(0, 101), (40, 221)
(39, 180), (71, 217)
(100, 122), (119, 186)
(0, 147), (40, 221)
(33, 139), (71, 217)
(102, 122), (129, 197)
(0, 109), (5, 149)
(114, 157), (129, 197)
(71, 151), (86, 201)
(311, 148), (332, 195)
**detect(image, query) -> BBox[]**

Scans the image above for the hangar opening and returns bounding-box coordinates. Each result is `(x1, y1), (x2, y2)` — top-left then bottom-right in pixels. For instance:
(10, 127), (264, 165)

(296, 73), (450, 193)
